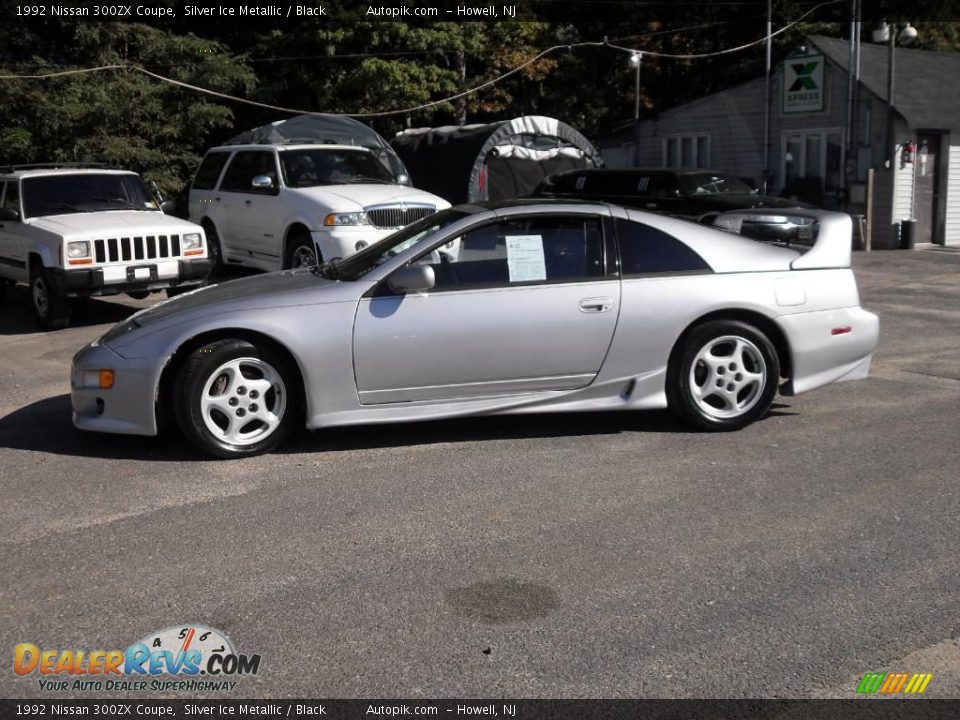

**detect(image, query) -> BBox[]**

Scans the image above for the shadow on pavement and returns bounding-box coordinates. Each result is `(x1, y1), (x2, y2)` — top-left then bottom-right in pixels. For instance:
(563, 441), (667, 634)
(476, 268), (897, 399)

(0, 394), (198, 461)
(0, 284), (141, 336)
(1, 393), (796, 462)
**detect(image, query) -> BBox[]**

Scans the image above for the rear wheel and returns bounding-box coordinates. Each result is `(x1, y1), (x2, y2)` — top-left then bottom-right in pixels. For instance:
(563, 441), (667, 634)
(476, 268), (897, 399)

(30, 262), (71, 331)
(174, 339), (301, 458)
(285, 229), (319, 269)
(667, 319), (779, 431)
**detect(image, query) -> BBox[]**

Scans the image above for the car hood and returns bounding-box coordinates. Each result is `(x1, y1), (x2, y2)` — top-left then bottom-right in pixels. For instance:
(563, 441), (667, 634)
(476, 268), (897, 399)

(697, 193), (816, 210)
(287, 184), (447, 211)
(27, 211), (203, 237)
(125, 270), (343, 328)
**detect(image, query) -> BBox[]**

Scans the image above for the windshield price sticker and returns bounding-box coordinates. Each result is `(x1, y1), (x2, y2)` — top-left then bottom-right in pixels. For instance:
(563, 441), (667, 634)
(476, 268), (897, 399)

(506, 235), (546, 282)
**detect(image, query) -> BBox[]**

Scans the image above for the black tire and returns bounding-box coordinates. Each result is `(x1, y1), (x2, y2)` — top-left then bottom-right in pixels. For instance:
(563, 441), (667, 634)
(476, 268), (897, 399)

(126, 290), (150, 300)
(284, 229), (319, 269)
(202, 220), (223, 273)
(667, 319), (779, 432)
(29, 262), (71, 331)
(173, 338), (302, 458)
(0, 279), (9, 302)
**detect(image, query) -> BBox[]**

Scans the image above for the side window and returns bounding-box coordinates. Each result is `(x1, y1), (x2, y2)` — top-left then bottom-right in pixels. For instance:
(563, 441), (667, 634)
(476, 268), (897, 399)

(192, 152), (231, 190)
(2, 181), (20, 216)
(417, 215), (605, 291)
(650, 175), (681, 198)
(219, 151), (278, 194)
(616, 219), (711, 275)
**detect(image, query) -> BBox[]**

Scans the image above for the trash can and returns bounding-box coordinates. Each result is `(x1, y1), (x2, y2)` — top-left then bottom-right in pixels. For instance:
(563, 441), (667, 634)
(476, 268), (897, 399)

(901, 218), (917, 249)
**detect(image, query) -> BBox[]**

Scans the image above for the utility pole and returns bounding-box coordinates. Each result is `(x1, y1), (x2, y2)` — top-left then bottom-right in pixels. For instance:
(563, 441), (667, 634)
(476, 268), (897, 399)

(762, 0), (772, 194)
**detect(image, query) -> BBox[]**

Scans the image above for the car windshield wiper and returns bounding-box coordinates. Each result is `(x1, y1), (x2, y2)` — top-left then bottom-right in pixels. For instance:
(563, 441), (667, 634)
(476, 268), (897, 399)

(42, 202), (89, 213)
(90, 196), (143, 209)
(310, 259), (342, 280)
(338, 177), (394, 185)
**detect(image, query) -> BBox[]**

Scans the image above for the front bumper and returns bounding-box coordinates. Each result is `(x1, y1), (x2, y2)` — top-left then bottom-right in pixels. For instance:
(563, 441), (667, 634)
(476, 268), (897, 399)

(312, 227), (394, 261)
(71, 341), (160, 436)
(50, 259), (212, 298)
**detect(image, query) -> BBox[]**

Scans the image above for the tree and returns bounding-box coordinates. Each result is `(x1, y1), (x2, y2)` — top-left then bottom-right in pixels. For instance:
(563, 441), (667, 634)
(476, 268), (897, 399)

(0, 22), (255, 196)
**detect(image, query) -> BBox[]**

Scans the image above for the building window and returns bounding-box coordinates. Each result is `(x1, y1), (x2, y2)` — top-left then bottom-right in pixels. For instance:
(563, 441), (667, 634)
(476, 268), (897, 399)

(663, 134), (710, 169)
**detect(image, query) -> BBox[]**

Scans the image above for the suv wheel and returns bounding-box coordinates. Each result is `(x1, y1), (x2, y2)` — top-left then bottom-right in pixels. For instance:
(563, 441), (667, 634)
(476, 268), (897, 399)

(202, 221), (223, 272)
(285, 230), (319, 269)
(30, 262), (71, 331)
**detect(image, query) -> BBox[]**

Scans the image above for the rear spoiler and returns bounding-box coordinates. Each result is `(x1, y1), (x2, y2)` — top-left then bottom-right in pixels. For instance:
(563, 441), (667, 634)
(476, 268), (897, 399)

(711, 209), (853, 269)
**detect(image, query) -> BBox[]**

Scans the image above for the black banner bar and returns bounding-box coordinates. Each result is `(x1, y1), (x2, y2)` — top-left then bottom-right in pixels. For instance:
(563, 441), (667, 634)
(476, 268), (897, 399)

(3, 700), (960, 720)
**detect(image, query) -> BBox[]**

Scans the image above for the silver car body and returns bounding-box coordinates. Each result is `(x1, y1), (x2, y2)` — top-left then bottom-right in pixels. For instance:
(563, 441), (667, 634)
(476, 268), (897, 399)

(71, 202), (878, 437)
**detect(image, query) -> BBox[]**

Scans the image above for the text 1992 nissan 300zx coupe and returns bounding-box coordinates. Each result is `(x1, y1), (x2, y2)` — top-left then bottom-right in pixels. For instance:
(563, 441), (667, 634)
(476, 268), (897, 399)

(71, 200), (879, 458)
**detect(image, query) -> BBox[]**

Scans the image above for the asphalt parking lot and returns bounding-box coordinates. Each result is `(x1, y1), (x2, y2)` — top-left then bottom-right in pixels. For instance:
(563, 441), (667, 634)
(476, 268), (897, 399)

(1, 249), (959, 699)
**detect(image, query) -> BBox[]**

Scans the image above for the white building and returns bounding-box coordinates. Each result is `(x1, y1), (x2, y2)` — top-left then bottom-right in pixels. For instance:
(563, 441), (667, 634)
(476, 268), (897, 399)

(600, 35), (960, 248)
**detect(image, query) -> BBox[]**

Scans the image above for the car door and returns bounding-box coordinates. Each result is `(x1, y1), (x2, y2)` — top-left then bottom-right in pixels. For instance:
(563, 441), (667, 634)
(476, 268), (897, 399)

(217, 150), (283, 261)
(352, 212), (621, 404)
(0, 180), (28, 282)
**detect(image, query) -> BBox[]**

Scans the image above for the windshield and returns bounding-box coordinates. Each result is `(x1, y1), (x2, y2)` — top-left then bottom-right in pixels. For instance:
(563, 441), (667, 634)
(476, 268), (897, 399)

(679, 173), (754, 196)
(279, 148), (396, 187)
(315, 208), (471, 281)
(21, 174), (156, 218)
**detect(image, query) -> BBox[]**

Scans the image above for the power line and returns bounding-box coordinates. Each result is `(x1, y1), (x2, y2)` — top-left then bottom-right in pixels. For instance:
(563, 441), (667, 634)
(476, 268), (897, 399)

(0, 0), (840, 117)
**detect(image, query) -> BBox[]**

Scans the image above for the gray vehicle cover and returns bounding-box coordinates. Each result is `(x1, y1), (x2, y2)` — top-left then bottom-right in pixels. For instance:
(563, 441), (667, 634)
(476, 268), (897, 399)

(225, 114), (410, 182)
(391, 116), (603, 204)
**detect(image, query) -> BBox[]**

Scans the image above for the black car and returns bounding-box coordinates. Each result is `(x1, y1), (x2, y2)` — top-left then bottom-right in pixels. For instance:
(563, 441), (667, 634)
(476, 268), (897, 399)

(534, 168), (817, 242)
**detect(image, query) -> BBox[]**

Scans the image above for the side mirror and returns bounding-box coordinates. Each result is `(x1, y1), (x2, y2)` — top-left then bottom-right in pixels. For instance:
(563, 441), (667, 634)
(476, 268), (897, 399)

(160, 199), (176, 214)
(251, 175), (274, 190)
(387, 264), (435, 294)
(0, 207), (20, 222)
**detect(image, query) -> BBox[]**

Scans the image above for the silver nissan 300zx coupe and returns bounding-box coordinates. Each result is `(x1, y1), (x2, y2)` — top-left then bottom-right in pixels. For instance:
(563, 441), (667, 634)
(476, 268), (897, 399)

(71, 200), (879, 458)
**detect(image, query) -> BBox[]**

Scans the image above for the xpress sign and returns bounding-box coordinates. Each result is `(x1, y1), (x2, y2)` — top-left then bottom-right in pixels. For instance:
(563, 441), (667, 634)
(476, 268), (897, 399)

(783, 54), (825, 113)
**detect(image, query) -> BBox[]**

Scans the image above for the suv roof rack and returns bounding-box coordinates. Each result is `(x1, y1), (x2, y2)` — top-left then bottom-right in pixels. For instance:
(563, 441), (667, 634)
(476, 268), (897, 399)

(0, 162), (117, 173)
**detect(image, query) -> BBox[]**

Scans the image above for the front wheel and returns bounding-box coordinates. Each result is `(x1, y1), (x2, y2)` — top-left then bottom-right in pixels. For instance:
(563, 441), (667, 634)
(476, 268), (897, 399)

(174, 339), (302, 458)
(285, 231), (319, 269)
(667, 320), (779, 431)
(30, 264), (71, 331)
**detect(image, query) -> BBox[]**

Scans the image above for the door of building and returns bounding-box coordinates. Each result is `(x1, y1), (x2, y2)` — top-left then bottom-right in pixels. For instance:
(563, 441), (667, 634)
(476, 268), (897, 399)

(913, 133), (942, 244)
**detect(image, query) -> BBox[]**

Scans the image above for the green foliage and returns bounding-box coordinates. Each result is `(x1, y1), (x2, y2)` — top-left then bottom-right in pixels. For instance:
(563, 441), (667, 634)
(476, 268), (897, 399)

(0, 23), (254, 196)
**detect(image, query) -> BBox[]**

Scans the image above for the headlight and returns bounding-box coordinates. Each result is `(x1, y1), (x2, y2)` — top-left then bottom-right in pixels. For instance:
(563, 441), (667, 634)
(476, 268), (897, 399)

(182, 232), (202, 250)
(324, 212), (369, 226)
(67, 241), (91, 258)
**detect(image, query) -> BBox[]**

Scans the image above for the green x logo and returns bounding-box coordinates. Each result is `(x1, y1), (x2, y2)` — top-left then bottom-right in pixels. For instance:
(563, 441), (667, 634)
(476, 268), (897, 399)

(789, 62), (819, 92)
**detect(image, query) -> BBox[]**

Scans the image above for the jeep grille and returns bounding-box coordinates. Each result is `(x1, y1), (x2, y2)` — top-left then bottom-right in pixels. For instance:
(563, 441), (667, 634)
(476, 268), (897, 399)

(92, 235), (183, 264)
(365, 205), (434, 229)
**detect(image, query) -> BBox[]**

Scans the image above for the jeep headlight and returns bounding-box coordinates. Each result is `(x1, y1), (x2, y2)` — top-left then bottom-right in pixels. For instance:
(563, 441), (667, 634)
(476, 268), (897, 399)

(182, 233), (202, 250)
(324, 212), (369, 226)
(67, 241), (91, 258)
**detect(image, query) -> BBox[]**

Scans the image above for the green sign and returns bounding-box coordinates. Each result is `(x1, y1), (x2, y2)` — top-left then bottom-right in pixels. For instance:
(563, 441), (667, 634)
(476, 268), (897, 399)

(783, 54), (825, 113)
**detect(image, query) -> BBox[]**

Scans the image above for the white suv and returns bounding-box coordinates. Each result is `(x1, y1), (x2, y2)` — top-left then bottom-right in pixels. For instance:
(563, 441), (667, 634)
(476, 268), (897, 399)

(0, 166), (211, 330)
(188, 143), (450, 272)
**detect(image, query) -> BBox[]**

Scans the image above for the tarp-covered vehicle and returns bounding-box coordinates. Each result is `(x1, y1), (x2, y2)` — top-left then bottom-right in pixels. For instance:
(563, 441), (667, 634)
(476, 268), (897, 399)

(391, 116), (603, 205)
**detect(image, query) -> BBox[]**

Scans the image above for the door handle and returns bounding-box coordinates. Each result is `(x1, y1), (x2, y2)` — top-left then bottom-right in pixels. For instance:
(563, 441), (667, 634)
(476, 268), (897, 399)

(579, 297), (614, 313)
(244, 200), (252, 206)
(215, 197), (221, 203)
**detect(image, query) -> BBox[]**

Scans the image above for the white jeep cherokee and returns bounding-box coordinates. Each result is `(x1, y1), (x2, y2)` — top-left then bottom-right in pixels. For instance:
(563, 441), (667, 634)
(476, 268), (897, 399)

(0, 166), (211, 330)
(188, 143), (450, 272)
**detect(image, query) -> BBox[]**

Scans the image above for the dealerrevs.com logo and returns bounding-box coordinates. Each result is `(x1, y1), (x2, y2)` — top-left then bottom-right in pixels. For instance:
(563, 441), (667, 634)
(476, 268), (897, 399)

(13, 624), (261, 692)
